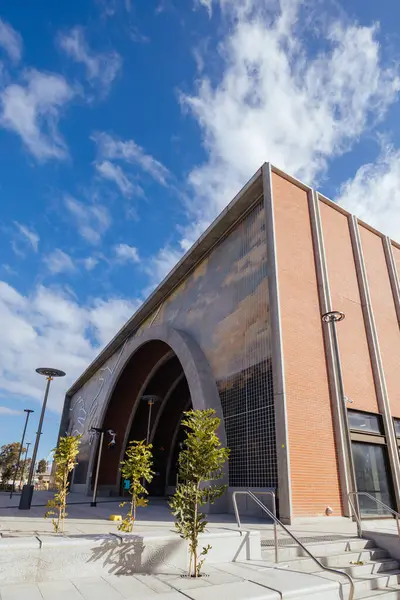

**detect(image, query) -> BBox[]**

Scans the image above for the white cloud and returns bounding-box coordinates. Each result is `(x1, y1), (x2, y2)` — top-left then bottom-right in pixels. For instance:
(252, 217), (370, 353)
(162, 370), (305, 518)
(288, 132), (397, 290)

(195, 0), (212, 16)
(0, 281), (140, 410)
(0, 406), (23, 416)
(96, 160), (143, 197)
(145, 246), (183, 291)
(64, 195), (111, 245)
(81, 256), (99, 271)
(92, 131), (170, 185)
(0, 69), (74, 160)
(89, 297), (140, 346)
(14, 222), (39, 252)
(338, 144), (400, 242)
(0, 18), (22, 63)
(58, 26), (122, 95)
(129, 27), (150, 44)
(114, 243), (140, 263)
(44, 249), (75, 275)
(178, 0), (400, 248)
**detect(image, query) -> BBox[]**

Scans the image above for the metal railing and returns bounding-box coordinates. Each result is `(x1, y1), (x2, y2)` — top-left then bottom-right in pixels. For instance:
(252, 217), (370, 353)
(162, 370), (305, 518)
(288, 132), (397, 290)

(232, 490), (278, 562)
(348, 491), (400, 539)
(232, 490), (355, 600)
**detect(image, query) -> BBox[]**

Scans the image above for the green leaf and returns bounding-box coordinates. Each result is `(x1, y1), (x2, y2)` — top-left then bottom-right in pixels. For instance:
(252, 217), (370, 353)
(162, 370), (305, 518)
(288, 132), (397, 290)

(169, 409), (229, 577)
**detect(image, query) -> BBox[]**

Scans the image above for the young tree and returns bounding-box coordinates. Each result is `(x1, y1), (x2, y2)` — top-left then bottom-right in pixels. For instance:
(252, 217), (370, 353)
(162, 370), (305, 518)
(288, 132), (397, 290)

(0, 443), (24, 485)
(118, 440), (154, 533)
(37, 459), (47, 489)
(169, 409), (230, 578)
(45, 435), (81, 533)
(37, 459), (47, 474)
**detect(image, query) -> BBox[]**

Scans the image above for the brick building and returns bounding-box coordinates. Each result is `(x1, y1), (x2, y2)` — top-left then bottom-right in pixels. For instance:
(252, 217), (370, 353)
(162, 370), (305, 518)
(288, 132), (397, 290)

(60, 164), (400, 524)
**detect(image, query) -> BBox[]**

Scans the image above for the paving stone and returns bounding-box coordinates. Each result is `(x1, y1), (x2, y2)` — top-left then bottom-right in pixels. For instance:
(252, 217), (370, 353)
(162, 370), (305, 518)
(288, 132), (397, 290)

(71, 576), (124, 600)
(0, 583), (43, 600)
(204, 572), (244, 586)
(125, 595), (185, 600)
(38, 580), (84, 599)
(102, 575), (162, 598)
(214, 562), (340, 597)
(133, 574), (174, 593)
(162, 575), (211, 590)
(183, 580), (280, 600)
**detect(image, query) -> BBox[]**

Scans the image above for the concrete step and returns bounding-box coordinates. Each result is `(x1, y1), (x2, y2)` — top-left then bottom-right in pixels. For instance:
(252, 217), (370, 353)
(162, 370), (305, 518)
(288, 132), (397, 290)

(314, 568), (400, 599)
(342, 559), (400, 577)
(261, 538), (374, 562)
(357, 586), (400, 599)
(272, 549), (391, 573)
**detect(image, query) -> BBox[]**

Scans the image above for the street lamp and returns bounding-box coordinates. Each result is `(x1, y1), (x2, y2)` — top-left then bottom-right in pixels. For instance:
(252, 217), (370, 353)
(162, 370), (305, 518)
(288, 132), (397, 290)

(90, 427), (116, 507)
(20, 442), (31, 490)
(321, 311), (360, 531)
(141, 395), (161, 444)
(10, 409), (34, 499)
(19, 368), (66, 510)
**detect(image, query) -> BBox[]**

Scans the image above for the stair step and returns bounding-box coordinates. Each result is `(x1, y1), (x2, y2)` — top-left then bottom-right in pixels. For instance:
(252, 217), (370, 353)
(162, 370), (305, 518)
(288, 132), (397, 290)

(261, 539), (375, 562)
(273, 549), (391, 573)
(313, 568), (400, 597)
(343, 559), (400, 577)
(357, 586), (400, 599)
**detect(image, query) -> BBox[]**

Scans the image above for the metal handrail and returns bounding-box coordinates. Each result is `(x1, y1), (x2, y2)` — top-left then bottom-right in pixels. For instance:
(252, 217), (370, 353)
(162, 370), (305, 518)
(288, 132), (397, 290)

(233, 490), (355, 600)
(232, 490), (278, 562)
(348, 491), (400, 538)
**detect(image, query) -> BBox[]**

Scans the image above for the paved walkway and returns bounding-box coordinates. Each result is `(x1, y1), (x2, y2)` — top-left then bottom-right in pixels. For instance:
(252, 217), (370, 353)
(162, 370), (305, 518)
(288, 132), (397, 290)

(0, 568), (263, 600)
(0, 562), (343, 600)
(1, 491), (397, 541)
(1, 492), (399, 599)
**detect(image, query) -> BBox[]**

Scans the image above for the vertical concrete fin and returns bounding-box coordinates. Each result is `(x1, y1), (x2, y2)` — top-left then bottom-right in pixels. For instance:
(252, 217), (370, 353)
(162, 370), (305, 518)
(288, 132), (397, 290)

(349, 217), (400, 510)
(309, 191), (350, 515)
(262, 163), (292, 524)
(383, 237), (400, 325)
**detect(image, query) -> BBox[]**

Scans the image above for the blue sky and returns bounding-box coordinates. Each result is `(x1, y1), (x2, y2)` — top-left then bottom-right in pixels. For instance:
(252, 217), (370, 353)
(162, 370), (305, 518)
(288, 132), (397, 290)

(1, 0), (400, 463)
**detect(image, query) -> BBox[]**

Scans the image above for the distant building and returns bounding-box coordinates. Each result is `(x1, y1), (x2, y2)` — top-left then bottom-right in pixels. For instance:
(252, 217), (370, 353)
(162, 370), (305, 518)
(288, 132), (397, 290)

(60, 164), (400, 524)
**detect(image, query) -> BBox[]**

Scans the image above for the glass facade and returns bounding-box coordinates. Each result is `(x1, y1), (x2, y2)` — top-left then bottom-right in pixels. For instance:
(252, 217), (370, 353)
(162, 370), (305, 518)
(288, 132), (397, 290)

(352, 442), (395, 516)
(136, 201), (276, 488)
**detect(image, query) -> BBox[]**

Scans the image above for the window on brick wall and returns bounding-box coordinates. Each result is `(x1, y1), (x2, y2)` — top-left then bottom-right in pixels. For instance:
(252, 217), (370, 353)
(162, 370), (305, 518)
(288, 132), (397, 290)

(348, 410), (383, 435)
(393, 418), (400, 438)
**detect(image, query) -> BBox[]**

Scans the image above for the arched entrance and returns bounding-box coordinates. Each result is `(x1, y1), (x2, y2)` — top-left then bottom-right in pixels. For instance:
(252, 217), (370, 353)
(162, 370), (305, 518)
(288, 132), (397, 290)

(92, 325), (227, 499)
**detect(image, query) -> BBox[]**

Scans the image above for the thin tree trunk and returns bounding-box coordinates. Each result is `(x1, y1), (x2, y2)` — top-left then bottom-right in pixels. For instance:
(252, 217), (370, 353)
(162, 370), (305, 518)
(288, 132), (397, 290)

(193, 483), (199, 577)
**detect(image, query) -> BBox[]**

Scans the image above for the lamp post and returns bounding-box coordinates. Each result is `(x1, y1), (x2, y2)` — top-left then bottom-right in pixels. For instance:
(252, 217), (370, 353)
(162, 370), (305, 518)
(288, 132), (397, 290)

(322, 311), (360, 531)
(20, 442), (31, 490)
(90, 428), (116, 507)
(10, 409), (34, 499)
(19, 368), (66, 510)
(141, 395), (161, 444)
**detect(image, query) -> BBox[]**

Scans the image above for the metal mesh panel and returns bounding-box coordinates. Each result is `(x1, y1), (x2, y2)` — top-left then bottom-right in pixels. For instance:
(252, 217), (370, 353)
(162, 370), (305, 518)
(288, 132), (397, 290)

(137, 201), (277, 488)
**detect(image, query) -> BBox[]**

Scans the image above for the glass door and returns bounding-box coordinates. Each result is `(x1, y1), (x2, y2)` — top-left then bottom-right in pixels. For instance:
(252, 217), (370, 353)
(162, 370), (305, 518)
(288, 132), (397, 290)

(352, 441), (395, 516)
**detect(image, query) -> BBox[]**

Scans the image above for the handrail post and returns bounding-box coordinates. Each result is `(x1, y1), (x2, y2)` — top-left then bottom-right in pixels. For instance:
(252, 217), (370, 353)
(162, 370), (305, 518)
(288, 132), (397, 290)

(348, 493), (363, 538)
(232, 491), (242, 531)
(271, 493), (278, 563)
(232, 490), (278, 561)
(348, 491), (400, 540)
(246, 491), (355, 600)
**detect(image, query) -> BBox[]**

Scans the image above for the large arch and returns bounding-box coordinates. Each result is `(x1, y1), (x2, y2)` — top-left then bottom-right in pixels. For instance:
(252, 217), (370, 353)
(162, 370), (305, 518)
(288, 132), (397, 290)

(89, 325), (227, 495)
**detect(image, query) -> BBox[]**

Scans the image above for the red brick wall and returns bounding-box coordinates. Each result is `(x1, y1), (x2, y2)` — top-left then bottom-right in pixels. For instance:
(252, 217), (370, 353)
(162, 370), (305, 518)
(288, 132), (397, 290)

(359, 227), (400, 417)
(320, 202), (378, 413)
(272, 173), (342, 517)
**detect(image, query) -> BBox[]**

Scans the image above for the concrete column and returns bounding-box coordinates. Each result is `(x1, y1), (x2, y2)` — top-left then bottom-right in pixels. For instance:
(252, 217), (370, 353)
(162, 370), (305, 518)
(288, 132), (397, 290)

(383, 237), (400, 325)
(308, 191), (351, 516)
(349, 217), (400, 511)
(262, 163), (292, 524)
